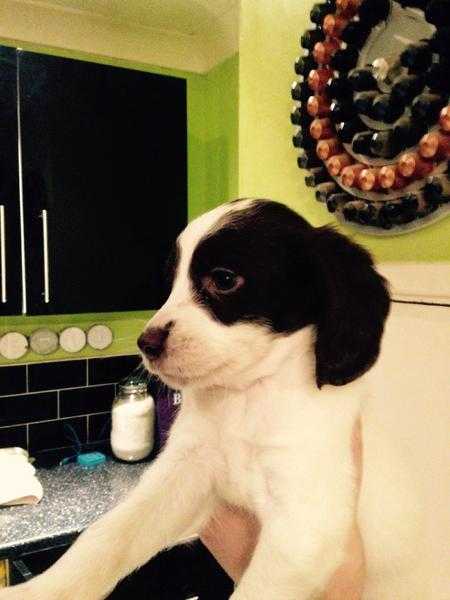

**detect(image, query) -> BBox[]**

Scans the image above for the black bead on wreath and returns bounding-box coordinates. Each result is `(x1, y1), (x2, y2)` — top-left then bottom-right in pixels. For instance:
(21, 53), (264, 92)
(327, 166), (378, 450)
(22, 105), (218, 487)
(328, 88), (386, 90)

(292, 0), (450, 232)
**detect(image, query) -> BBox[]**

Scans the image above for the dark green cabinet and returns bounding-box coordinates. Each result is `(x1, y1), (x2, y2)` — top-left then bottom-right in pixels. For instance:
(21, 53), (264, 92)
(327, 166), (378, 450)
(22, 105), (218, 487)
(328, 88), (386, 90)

(0, 47), (22, 316)
(10, 540), (233, 599)
(0, 47), (187, 316)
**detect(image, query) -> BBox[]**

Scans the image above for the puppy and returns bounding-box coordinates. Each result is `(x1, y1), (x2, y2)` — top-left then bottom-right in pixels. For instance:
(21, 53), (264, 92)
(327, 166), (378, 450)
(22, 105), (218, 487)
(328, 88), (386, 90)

(1, 199), (427, 599)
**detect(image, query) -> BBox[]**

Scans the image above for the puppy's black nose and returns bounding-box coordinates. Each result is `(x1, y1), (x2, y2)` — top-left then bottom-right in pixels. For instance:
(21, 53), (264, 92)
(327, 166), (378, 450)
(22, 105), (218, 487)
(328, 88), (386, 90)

(137, 326), (170, 359)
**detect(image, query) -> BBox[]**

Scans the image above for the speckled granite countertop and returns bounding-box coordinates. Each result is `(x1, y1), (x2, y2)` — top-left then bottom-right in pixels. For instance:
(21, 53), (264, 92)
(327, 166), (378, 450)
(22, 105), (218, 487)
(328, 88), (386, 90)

(0, 460), (147, 558)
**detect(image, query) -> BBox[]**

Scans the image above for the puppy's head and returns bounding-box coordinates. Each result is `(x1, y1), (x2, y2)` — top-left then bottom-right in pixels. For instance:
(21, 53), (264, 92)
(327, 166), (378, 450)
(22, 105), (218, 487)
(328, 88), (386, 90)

(138, 199), (390, 390)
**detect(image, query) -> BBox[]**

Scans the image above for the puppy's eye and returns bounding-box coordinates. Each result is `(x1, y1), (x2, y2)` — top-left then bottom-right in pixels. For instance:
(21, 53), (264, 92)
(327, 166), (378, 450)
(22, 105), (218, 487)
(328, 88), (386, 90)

(204, 268), (244, 295)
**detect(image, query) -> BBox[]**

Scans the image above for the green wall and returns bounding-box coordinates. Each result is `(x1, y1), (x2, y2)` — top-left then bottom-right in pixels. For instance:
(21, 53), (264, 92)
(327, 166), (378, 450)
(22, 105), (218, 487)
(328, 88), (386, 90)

(204, 55), (239, 215)
(238, 0), (450, 262)
(0, 41), (239, 364)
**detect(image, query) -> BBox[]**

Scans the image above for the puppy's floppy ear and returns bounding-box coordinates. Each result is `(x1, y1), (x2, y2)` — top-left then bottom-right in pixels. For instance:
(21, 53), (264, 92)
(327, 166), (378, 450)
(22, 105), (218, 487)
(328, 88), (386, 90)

(310, 226), (390, 388)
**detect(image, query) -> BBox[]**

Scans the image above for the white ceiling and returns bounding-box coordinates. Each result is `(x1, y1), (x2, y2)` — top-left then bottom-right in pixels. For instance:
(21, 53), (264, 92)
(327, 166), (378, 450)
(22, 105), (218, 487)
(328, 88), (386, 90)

(9, 0), (240, 71)
(19, 0), (239, 37)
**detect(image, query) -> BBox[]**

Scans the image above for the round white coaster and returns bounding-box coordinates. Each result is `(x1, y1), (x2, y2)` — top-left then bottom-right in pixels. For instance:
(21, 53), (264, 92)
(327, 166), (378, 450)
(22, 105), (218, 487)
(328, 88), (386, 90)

(87, 324), (113, 350)
(0, 332), (28, 360)
(30, 328), (59, 355)
(60, 327), (87, 353)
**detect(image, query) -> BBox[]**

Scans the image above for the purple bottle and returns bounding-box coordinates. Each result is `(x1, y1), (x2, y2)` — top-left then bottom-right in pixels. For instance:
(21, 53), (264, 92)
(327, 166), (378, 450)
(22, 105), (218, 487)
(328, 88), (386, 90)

(149, 379), (182, 452)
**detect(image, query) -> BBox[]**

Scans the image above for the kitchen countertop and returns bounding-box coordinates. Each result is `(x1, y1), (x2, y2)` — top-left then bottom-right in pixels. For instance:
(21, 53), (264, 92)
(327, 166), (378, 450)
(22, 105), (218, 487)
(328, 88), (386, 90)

(0, 459), (148, 559)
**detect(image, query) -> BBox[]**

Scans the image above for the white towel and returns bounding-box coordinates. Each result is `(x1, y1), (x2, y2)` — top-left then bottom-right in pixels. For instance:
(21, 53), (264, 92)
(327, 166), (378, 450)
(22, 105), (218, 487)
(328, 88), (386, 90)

(0, 453), (43, 506)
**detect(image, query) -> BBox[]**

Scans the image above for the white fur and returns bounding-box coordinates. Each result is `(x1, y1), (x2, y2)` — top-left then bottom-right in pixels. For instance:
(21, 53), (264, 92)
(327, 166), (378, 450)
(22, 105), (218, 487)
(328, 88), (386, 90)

(0, 200), (428, 599)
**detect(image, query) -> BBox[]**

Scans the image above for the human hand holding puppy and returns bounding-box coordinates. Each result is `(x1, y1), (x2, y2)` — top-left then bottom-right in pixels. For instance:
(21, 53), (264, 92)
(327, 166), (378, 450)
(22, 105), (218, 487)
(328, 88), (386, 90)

(201, 420), (365, 600)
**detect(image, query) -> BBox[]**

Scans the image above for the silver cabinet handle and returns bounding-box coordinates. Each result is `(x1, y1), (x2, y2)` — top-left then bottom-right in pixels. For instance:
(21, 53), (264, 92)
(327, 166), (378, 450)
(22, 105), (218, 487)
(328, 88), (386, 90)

(41, 209), (50, 303)
(0, 205), (6, 303)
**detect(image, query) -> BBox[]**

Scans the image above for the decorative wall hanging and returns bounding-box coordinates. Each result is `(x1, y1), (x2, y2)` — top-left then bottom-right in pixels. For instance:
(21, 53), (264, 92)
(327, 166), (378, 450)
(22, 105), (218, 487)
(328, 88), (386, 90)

(292, 0), (450, 233)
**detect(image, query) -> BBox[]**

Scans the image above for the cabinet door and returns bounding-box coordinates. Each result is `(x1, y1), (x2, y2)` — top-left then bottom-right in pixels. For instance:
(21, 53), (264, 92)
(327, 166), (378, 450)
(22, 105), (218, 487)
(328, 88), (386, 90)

(10, 541), (233, 599)
(19, 51), (187, 315)
(0, 47), (22, 316)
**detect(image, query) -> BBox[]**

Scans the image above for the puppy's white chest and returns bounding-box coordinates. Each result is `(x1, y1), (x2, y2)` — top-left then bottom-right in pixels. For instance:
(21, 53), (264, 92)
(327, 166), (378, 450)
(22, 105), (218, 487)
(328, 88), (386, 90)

(210, 391), (289, 512)
(215, 431), (264, 510)
(189, 380), (362, 515)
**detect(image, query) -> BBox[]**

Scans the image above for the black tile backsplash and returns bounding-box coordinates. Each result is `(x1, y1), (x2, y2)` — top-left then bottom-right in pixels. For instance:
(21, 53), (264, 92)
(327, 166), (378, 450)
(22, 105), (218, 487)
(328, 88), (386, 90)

(0, 425), (27, 448)
(88, 412), (111, 443)
(0, 392), (57, 427)
(29, 417), (87, 453)
(0, 355), (139, 454)
(0, 365), (27, 396)
(28, 360), (86, 392)
(60, 385), (115, 418)
(89, 355), (141, 385)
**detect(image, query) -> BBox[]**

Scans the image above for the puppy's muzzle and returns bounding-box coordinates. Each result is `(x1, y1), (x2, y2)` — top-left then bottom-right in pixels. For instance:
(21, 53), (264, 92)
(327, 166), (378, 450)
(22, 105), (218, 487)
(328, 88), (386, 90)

(138, 322), (173, 359)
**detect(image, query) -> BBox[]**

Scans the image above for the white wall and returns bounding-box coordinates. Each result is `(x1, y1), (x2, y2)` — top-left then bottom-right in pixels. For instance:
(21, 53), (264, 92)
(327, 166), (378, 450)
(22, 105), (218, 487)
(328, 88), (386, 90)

(371, 264), (450, 599)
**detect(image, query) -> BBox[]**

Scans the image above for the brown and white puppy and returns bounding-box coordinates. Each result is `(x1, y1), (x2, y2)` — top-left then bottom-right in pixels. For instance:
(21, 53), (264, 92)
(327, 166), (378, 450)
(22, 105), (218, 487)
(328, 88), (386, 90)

(1, 200), (427, 600)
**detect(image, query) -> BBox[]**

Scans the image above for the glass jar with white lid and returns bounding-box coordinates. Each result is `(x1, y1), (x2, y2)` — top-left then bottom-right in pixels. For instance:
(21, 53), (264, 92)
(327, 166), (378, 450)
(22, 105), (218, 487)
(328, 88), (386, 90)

(111, 373), (155, 462)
